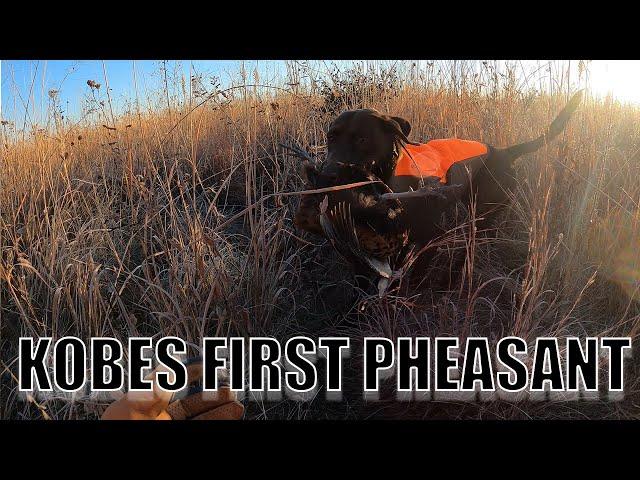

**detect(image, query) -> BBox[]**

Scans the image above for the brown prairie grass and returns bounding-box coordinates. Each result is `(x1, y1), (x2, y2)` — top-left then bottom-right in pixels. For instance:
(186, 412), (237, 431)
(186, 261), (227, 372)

(1, 61), (640, 420)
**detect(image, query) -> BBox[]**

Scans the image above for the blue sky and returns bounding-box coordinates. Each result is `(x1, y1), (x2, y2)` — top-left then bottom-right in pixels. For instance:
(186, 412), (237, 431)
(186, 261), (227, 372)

(3, 60), (640, 129)
(0, 60), (287, 126)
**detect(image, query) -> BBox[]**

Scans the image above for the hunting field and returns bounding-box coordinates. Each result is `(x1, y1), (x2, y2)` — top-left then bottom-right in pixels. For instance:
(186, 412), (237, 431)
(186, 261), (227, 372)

(1, 60), (639, 419)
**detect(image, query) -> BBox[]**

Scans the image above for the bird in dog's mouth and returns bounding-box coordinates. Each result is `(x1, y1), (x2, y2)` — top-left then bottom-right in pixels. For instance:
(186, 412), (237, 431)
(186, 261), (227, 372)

(283, 142), (457, 296)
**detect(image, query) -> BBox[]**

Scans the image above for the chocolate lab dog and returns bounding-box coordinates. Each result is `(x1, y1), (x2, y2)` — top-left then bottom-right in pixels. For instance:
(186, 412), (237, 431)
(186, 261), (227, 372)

(293, 92), (583, 286)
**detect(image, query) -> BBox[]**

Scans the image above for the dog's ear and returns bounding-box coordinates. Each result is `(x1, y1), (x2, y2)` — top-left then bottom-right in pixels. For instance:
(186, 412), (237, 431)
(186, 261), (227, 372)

(381, 115), (417, 146)
(390, 116), (411, 137)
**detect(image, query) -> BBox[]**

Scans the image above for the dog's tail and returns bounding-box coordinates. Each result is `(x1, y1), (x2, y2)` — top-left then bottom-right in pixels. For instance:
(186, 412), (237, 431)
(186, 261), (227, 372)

(503, 90), (583, 160)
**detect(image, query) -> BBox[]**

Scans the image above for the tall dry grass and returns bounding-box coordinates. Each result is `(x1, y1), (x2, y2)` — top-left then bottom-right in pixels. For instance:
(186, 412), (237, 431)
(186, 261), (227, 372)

(1, 61), (639, 419)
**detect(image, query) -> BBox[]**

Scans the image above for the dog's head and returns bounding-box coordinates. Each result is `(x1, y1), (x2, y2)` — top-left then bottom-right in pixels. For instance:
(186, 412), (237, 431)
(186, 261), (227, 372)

(323, 109), (416, 184)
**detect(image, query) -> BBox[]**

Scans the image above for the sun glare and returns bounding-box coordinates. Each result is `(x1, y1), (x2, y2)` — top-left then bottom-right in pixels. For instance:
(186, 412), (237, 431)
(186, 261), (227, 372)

(587, 60), (640, 105)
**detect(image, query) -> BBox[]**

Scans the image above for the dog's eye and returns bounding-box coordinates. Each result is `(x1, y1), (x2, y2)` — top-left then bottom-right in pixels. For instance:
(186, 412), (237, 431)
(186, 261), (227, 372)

(356, 137), (367, 145)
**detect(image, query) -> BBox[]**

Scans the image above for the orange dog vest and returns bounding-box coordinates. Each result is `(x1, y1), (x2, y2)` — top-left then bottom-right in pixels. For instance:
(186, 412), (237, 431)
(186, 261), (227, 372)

(394, 139), (489, 183)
